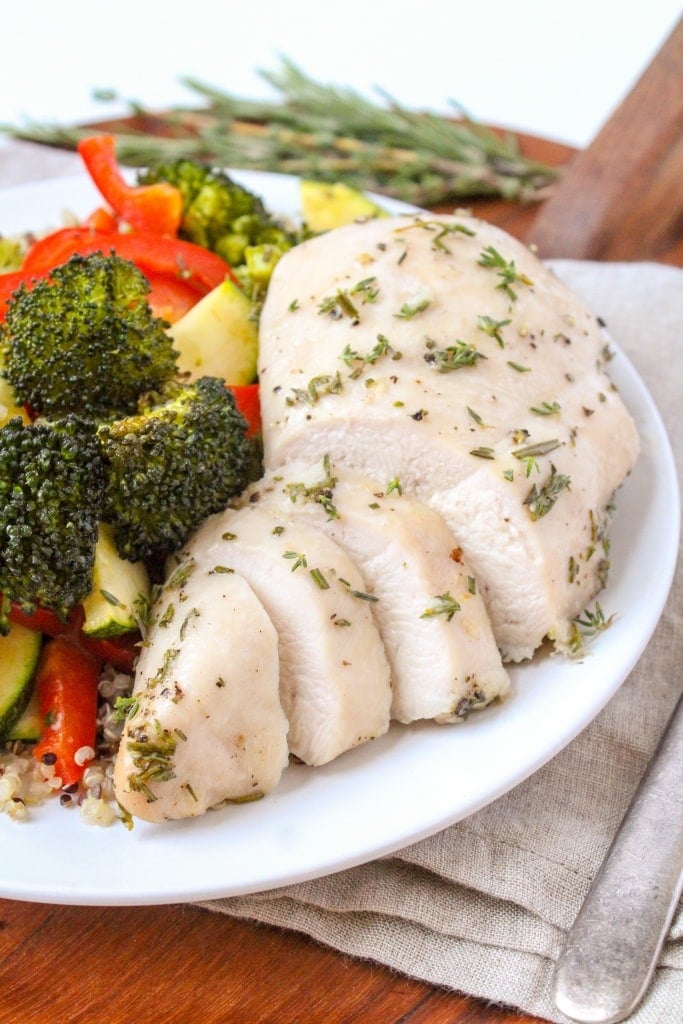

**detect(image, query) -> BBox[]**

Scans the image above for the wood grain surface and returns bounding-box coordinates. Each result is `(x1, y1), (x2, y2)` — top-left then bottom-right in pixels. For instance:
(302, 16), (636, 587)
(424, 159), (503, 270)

(1, 75), (682, 1024)
(0, 898), (552, 1024)
(530, 16), (683, 264)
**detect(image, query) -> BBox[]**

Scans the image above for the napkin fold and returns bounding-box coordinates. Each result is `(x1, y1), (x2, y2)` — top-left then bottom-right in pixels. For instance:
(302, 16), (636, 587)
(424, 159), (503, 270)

(201, 261), (683, 1024)
(0, 145), (680, 1022)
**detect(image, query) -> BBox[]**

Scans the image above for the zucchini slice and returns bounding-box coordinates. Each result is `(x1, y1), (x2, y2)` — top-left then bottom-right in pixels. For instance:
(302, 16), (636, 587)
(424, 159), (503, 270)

(81, 523), (150, 639)
(8, 686), (42, 742)
(0, 621), (43, 741)
(168, 279), (259, 385)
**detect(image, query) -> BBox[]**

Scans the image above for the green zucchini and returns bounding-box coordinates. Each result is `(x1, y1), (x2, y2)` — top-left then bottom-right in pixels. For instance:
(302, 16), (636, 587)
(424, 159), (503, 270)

(81, 523), (150, 639)
(0, 621), (43, 741)
(168, 278), (259, 385)
(8, 686), (42, 742)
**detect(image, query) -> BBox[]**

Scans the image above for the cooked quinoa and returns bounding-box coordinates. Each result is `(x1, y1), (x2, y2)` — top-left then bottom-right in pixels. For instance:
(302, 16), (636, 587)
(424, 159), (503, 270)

(0, 663), (134, 827)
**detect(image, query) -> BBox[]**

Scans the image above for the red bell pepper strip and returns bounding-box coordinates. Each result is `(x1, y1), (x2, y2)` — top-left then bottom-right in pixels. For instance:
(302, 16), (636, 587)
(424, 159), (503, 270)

(229, 383), (261, 438)
(0, 269), (29, 319)
(7, 600), (140, 674)
(143, 270), (203, 324)
(79, 632), (141, 676)
(7, 601), (83, 638)
(77, 134), (183, 237)
(85, 205), (119, 232)
(22, 225), (235, 296)
(32, 637), (101, 787)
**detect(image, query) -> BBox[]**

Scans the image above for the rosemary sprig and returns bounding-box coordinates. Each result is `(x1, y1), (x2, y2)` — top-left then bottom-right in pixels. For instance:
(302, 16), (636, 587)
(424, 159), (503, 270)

(0, 58), (559, 205)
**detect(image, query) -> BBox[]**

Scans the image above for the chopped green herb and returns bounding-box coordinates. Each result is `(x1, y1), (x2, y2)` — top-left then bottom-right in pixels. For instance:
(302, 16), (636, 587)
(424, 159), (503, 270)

(126, 719), (180, 797)
(318, 289), (360, 323)
(477, 245), (533, 301)
(340, 333), (399, 378)
(420, 591), (461, 621)
(283, 550), (308, 571)
(530, 400), (561, 416)
(397, 219), (477, 252)
(166, 560), (195, 591)
(424, 339), (486, 372)
(512, 439), (562, 458)
(340, 579), (379, 603)
(179, 607), (201, 641)
(567, 601), (615, 656)
(477, 314), (511, 348)
(149, 646), (179, 688)
(351, 276), (380, 302)
(158, 603), (175, 629)
(114, 695), (139, 721)
(568, 555), (579, 584)
(467, 406), (485, 426)
(286, 454), (339, 519)
(395, 297), (431, 319)
(310, 567), (330, 589)
(523, 463), (571, 520)
(286, 371), (344, 406)
(183, 782), (198, 802)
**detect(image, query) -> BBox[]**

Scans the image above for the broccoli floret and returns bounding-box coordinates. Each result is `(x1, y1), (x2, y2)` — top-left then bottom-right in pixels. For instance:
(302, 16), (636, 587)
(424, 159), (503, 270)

(137, 160), (297, 298)
(0, 415), (106, 630)
(1, 252), (178, 420)
(99, 376), (254, 566)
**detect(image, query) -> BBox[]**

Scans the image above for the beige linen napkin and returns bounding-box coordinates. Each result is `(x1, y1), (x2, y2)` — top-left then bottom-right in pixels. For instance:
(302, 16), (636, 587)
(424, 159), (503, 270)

(0, 143), (680, 1022)
(200, 260), (683, 1024)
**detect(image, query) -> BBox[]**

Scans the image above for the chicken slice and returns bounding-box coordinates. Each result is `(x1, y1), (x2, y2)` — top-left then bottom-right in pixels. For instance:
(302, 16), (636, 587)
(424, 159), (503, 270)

(257, 213), (640, 660)
(242, 457), (510, 724)
(113, 558), (288, 823)
(181, 503), (392, 766)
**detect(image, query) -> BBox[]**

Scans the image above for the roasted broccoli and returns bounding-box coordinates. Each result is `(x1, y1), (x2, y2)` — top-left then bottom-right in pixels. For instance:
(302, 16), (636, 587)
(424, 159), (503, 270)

(99, 376), (254, 566)
(0, 415), (106, 630)
(137, 160), (297, 298)
(1, 252), (178, 420)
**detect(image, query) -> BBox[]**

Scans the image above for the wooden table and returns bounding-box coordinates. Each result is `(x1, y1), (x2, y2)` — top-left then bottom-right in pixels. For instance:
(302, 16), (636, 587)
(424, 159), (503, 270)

(1, 43), (682, 1019)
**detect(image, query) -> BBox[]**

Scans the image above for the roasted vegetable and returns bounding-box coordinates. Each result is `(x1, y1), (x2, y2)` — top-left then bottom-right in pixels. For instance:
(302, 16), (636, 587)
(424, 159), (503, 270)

(0, 252), (178, 419)
(137, 159), (297, 299)
(99, 376), (254, 566)
(0, 415), (106, 631)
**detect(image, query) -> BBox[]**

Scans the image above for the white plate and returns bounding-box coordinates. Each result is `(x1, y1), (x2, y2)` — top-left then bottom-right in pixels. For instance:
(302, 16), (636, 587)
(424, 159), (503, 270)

(0, 170), (678, 906)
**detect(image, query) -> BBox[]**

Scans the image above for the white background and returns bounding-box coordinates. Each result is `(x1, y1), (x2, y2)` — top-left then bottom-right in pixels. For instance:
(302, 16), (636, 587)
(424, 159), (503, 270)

(0, 1), (680, 149)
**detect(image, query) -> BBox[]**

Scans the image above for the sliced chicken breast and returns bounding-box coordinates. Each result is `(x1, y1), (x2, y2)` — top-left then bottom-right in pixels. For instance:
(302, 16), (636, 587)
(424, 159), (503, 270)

(113, 557), (288, 823)
(182, 502), (392, 766)
(257, 213), (640, 660)
(241, 457), (510, 723)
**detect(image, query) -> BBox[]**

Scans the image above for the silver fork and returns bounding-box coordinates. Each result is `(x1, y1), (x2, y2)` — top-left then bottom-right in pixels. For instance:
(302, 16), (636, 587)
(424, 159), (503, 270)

(552, 689), (683, 1023)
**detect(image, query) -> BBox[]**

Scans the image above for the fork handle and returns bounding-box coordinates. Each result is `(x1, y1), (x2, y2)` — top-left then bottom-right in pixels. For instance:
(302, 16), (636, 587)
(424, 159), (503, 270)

(552, 690), (683, 1023)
